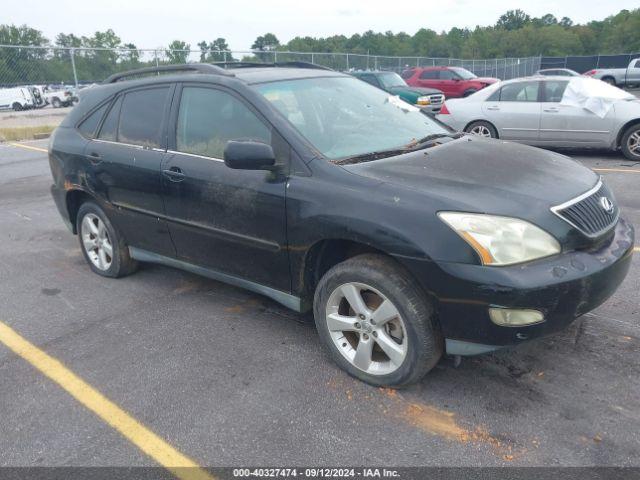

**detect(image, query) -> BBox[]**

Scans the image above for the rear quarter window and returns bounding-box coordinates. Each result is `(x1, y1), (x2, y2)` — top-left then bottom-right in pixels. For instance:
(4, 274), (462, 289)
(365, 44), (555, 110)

(77, 102), (110, 138)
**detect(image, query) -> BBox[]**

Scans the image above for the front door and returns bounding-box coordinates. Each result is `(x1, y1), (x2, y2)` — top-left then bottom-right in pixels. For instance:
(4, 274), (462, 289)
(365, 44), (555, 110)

(482, 80), (541, 142)
(161, 84), (290, 292)
(538, 80), (612, 146)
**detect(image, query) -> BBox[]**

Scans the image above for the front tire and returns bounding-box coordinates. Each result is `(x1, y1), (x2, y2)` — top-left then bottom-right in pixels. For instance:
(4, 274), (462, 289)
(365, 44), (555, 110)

(465, 120), (498, 138)
(76, 201), (138, 278)
(621, 124), (640, 161)
(313, 254), (443, 387)
(12, 102), (22, 111)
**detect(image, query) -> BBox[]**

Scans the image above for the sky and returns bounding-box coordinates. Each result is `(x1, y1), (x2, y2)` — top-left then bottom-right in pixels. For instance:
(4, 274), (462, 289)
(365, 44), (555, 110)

(9, 0), (639, 52)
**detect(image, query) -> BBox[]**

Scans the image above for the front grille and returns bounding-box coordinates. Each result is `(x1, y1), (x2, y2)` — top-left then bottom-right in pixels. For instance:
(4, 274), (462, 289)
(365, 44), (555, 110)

(428, 94), (444, 105)
(551, 181), (619, 237)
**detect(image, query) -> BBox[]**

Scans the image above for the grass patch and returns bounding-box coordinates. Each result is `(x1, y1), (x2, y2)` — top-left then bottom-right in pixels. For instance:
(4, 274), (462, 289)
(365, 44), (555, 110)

(0, 125), (56, 142)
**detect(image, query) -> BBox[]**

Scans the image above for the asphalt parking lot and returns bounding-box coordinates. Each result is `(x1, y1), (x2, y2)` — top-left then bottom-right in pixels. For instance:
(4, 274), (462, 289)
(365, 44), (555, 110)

(0, 140), (638, 471)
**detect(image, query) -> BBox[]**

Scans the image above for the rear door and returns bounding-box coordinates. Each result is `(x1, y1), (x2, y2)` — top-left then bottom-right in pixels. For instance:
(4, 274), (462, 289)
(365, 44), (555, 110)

(626, 59), (640, 83)
(482, 80), (541, 142)
(88, 84), (176, 256)
(415, 69), (440, 91)
(538, 80), (612, 146)
(161, 83), (290, 291)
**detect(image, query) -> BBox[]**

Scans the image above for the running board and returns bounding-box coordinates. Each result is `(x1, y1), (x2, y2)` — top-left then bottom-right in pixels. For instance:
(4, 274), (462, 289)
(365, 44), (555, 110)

(129, 247), (303, 312)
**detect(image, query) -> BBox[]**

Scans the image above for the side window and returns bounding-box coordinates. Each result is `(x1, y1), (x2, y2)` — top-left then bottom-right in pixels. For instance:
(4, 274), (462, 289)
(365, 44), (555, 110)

(487, 88), (501, 102)
(78, 101), (110, 138)
(97, 96), (123, 142)
(118, 87), (170, 148)
(419, 70), (438, 80)
(543, 81), (569, 103)
(499, 81), (539, 102)
(176, 87), (271, 159)
(400, 70), (414, 79)
(359, 74), (380, 87)
(439, 70), (458, 80)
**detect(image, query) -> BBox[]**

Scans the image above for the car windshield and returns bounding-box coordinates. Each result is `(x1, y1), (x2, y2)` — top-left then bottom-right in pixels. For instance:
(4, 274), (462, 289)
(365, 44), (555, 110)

(255, 77), (449, 160)
(451, 68), (477, 80)
(377, 72), (407, 89)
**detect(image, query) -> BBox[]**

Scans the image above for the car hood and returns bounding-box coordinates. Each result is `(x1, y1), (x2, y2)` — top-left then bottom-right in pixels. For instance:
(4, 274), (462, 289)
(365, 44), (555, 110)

(388, 85), (442, 96)
(341, 136), (598, 217)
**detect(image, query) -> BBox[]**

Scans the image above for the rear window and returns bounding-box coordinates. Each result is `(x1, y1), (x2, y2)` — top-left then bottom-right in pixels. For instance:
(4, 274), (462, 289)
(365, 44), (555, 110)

(400, 70), (414, 79)
(78, 102), (110, 138)
(419, 70), (439, 80)
(118, 87), (170, 148)
(493, 81), (540, 102)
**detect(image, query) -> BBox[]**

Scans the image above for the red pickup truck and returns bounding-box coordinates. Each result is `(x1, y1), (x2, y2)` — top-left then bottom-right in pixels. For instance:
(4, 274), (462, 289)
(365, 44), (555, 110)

(402, 66), (499, 98)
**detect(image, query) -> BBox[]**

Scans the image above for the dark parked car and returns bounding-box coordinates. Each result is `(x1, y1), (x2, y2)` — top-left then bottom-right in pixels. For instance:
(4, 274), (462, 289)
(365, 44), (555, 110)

(49, 63), (634, 387)
(402, 66), (499, 98)
(351, 70), (445, 113)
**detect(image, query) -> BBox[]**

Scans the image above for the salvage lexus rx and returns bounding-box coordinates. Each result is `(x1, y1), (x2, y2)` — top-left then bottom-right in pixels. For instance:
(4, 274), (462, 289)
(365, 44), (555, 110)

(48, 62), (634, 387)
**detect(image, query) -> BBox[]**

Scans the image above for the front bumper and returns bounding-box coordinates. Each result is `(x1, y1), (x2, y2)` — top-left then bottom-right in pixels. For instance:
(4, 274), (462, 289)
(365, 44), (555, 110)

(400, 217), (634, 353)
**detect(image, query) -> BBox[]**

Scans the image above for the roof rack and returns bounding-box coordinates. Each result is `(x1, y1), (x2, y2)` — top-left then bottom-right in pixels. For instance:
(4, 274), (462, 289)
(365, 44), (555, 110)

(213, 61), (334, 71)
(103, 63), (233, 83)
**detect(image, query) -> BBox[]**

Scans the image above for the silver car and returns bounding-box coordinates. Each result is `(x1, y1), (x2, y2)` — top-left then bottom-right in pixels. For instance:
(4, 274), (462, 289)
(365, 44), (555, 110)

(438, 76), (640, 160)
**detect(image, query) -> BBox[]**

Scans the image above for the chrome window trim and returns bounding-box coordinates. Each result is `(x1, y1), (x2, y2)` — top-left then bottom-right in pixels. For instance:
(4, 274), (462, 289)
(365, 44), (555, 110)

(166, 149), (225, 163)
(92, 138), (165, 152)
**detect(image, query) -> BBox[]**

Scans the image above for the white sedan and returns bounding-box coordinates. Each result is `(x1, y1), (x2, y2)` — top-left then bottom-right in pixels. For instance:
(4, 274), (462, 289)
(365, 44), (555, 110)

(437, 76), (640, 160)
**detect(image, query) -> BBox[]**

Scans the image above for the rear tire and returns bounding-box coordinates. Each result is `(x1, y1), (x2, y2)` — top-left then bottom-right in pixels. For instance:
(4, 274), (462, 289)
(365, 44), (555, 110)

(465, 120), (498, 138)
(463, 89), (477, 97)
(313, 254), (443, 387)
(76, 201), (138, 278)
(621, 124), (640, 161)
(51, 97), (61, 108)
(601, 76), (616, 86)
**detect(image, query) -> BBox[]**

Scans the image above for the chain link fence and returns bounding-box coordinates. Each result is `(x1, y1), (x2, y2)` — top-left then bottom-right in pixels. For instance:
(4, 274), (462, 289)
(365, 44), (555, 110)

(0, 44), (544, 89)
(3, 45), (639, 89)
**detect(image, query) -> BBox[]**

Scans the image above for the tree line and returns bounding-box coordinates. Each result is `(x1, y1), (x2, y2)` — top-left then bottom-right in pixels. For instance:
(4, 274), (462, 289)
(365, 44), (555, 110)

(0, 8), (638, 84)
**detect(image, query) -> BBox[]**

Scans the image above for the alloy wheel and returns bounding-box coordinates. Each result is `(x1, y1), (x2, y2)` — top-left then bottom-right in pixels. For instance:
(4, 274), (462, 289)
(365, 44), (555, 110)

(81, 213), (113, 271)
(470, 125), (492, 137)
(325, 282), (407, 375)
(628, 130), (640, 156)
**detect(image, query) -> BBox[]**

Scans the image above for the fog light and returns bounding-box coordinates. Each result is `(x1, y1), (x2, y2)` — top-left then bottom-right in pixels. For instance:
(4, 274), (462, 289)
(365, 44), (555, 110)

(489, 308), (544, 327)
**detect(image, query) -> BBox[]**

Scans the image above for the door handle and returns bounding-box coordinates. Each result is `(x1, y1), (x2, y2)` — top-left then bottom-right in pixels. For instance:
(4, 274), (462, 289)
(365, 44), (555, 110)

(87, 152), (102, 165)
(543, 107), (559, 113)
(486, 106), (500, 111)
(163, 166), (185, 182)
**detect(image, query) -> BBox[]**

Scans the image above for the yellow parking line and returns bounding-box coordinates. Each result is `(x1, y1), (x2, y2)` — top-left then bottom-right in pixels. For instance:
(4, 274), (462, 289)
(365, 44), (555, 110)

(8, 142), (48, 153)
(0, 321), (215, 480)
(593, 168), (640, 174)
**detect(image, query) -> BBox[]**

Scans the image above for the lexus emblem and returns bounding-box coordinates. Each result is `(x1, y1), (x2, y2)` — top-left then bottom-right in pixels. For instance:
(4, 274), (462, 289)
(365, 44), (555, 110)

(599, 196), (614, 214)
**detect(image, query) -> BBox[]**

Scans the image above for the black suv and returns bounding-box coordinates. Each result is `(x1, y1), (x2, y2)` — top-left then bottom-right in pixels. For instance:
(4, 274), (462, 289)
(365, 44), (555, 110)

(49, 63), (634, 387)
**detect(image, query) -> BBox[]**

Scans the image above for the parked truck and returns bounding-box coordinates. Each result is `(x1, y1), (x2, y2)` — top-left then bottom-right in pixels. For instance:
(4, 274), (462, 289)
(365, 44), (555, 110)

(585, 58), (640, 88)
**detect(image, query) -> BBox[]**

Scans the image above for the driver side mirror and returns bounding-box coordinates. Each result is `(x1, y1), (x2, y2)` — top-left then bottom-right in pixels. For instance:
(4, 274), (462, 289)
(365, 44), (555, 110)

(224, 140), (276, 171)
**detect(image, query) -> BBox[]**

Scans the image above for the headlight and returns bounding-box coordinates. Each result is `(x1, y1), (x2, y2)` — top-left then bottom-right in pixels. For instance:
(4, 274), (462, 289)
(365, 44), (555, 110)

(438, 212), (560, 266)
(416, 96), (430, 105)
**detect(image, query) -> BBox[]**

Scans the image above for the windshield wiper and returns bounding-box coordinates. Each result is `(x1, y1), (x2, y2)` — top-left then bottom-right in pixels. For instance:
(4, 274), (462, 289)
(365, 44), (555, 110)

(404, 132), (463, 150)
(334, 148), (408, 165)
(335, 133), (464, 165)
